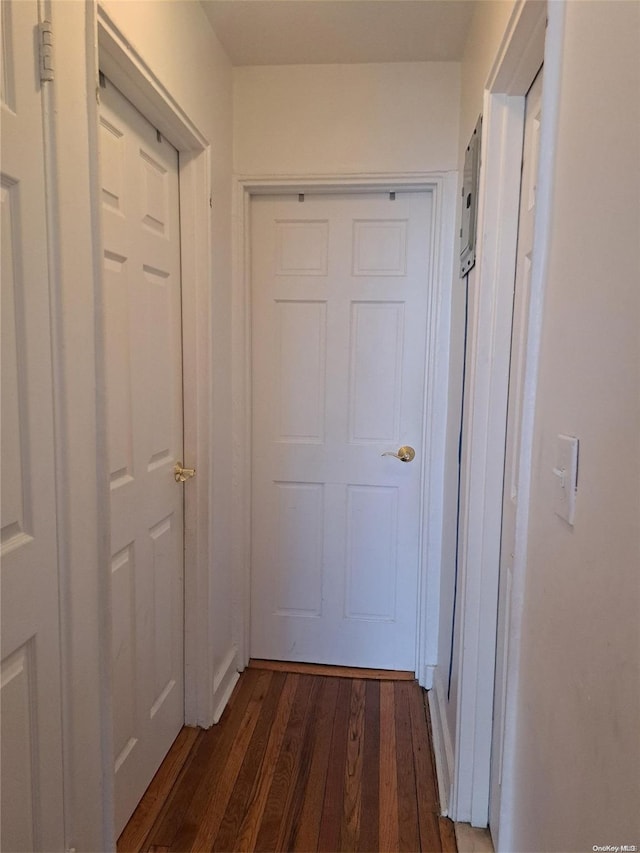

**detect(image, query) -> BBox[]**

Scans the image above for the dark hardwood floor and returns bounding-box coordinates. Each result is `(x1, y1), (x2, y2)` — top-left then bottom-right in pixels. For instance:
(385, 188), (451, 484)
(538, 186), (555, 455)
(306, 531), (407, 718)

(118, 662), (457, 852)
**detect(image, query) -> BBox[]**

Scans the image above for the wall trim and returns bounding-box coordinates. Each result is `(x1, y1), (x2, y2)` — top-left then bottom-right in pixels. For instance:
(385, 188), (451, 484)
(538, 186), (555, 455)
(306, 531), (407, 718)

(428, 668), (455, 817)
(453, 0), (547, 827)
(452, 91), (525, 825)
(46, 2), (116, 848)
(451, 0), (564, 840)
(96, 8), (207, 151)
(497, 4), (566, 851)
(212, 645), (240, 724)
(488, 0), (547, 95)
(231, 171), (457, 683)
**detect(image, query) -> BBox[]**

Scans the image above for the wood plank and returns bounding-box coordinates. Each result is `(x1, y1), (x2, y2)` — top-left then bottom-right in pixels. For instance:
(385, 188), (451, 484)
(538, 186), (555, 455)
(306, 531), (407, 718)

(394, 682), (421, 852)
(250, 658), (415, 681)
(357, 680), (380, 853)
(162, 672), (263, 851)
(254, 674), (316, 852)
(409, 683), (442, 853)
(188, 669), (272, 851)
(340, 679), (366, 851)
(211, 670), (287, 851)
(148, 668), (260, 851)
(234, 673), (299, 851)
(291, 677), (340, 852)
(410, 683), (440, 810)
(276, 676), (323, 851)
(317, 678), (352, 852)
(439, 816), (458, 853)
(379, 681), (399, 852)
(117, 726), (199, 853)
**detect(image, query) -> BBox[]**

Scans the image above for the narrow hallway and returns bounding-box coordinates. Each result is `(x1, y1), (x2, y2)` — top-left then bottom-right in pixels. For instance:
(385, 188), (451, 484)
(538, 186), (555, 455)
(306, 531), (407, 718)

(118, 663), (456, 852)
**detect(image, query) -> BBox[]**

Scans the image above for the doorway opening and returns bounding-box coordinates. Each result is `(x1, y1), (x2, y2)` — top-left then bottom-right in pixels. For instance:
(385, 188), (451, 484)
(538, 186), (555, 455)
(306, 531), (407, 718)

(231, 173), (458, 688)
(250, 190), (432, 672)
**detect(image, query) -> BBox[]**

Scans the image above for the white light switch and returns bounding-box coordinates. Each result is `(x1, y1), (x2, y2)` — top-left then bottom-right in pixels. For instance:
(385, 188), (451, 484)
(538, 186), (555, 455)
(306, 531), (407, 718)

(552, 434), (579, 525)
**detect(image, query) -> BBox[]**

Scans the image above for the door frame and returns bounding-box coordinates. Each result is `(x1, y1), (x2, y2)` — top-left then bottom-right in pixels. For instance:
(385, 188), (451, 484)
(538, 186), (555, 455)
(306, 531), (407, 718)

(447, 0), (565, 835)
(231, 172), (458, 686)
(96, 7), (216, 731)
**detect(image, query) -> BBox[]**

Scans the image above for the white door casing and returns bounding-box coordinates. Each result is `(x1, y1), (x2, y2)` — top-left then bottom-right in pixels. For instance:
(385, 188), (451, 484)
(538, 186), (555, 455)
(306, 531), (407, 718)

(490, 66), (543, 841)
(0, 1), (66, 849)
(250, 191), (433, 671)
(445, 1), (553, 828)
(99, 78), (185, 835)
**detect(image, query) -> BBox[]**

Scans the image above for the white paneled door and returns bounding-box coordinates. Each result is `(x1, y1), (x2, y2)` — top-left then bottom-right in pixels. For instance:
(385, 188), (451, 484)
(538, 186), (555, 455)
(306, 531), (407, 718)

(99, 79), (185, 835)
(1, 2), (65, 850)
(251, 192), (432, 670)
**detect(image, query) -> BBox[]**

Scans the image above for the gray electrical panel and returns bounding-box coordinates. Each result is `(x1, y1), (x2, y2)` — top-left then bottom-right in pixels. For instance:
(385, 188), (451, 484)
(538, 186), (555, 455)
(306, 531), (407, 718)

(460, 115), (482, 278)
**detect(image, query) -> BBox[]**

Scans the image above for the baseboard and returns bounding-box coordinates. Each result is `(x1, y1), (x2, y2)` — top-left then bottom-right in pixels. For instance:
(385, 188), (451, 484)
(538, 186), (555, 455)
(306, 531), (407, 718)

(249, 659), (414, 681)
(422, 663), (435, 690)
(428, 667), (455, 817)
(211, 644), (240, 724)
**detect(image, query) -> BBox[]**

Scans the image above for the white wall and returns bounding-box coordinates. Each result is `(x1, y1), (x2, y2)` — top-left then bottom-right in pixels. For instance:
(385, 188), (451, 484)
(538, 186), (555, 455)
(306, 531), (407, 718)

(457, 1), (516, 166)
(507, 2), (640, 848)
(233, 62), (460, 175)
(49, 2), (234, 847)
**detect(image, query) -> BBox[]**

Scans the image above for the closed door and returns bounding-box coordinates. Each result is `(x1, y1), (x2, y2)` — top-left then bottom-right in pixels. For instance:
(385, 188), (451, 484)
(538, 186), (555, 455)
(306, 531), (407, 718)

(99, 79), (185, 835)
(251, 192), (432, 670)
(1, 2), (65, 849)
(490, 66), (543, 841)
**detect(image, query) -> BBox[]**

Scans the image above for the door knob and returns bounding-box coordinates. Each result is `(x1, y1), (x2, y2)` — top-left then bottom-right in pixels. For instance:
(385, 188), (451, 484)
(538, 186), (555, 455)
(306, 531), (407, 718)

(174, 462), (196, 483)
(381, 445), (415, 463)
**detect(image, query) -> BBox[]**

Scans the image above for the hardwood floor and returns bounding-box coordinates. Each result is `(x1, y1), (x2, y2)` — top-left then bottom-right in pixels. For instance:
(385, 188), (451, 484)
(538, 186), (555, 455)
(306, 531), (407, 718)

(118, 663), (456, 852)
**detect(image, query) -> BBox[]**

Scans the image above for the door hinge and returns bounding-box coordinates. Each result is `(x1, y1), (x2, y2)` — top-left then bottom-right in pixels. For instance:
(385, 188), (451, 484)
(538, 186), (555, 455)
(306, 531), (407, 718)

(39, 19), (54, 83)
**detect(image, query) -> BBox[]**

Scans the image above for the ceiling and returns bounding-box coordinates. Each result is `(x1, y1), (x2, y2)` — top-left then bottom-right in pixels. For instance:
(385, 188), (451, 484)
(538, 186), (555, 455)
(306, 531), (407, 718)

(200, 0), (475, 66)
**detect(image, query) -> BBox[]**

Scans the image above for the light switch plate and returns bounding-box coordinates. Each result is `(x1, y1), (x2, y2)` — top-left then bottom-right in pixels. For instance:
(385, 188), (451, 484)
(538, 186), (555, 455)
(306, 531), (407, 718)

(552, 434), (579, 525)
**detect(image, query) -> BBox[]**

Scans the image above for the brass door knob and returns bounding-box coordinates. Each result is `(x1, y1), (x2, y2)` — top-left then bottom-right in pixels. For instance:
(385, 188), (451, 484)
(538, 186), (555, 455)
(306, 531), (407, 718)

(381, 446), (415, 463)
(174, 462), (196, 482)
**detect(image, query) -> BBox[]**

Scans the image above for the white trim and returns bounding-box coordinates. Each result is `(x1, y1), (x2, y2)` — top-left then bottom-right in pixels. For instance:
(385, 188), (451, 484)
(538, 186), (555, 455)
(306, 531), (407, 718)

(211, 645), (241, 724)
(45, 3), (115, 848)
(452, 0), (564, 837)
(416, 170), (458, 689)
(231, 171), (457, 682)
(498, 4), (566, 851)
(452, 92), (525, 825)
(96, 11), (207, 151)
(42, 2), (102, 847)
(488, 0), (547, 95)
(423, 665), (436, 691)
(179, 147), (215, 727)
(428, 669), (455, 818)
(96, 5), (215, 732)
(231, 178), (253, 670)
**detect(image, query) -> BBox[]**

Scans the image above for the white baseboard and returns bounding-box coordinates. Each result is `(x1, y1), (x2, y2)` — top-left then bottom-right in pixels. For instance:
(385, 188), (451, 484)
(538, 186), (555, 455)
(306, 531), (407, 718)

(428, 667), (455, 817)
(422, 664), (436, 690)
(211, 644), (240, 724)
